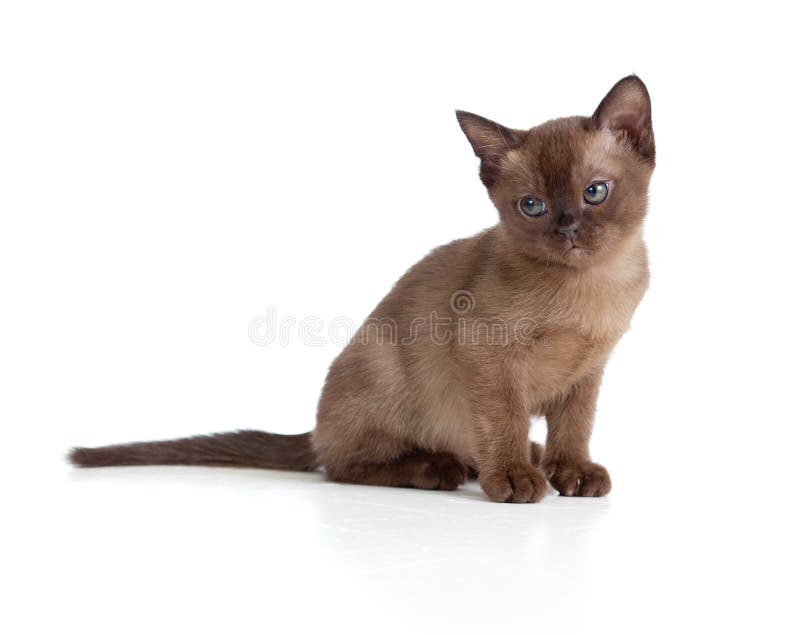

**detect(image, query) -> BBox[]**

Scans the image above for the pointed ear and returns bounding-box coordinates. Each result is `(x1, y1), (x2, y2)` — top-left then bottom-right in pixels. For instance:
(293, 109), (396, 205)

(456, 110), (524, 187)
(591, 75), (655, 162)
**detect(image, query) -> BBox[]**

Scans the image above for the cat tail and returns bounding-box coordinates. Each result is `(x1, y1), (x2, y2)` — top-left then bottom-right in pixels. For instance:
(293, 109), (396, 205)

(68, 430), (318, 471)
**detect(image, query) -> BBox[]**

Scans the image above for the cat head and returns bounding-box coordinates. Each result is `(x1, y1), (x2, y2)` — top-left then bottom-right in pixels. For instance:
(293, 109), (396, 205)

(457, 76), (654, 267)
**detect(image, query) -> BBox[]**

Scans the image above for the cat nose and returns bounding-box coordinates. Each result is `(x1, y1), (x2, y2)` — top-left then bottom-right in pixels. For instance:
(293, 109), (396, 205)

(556, 225), (579, 241)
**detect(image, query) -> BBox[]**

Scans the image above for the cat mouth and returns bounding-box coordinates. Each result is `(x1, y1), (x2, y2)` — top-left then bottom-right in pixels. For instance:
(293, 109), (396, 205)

(563, 244), (591, 257)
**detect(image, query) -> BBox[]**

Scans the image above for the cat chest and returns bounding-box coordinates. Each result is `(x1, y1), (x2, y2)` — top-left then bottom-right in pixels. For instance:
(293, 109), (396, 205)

(521, 328), (617, 402)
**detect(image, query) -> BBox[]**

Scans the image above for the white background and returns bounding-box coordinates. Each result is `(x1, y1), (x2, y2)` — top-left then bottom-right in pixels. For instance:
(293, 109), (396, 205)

(2, 1), (799, 633)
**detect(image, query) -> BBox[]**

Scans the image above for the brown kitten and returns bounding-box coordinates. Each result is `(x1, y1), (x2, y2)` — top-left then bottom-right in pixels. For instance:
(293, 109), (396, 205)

(70, 76), (655, 503)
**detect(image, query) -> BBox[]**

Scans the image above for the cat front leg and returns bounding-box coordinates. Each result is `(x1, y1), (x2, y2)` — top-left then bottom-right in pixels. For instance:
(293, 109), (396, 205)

(542, 369), (612, 497)
(468, 380), (549, 503)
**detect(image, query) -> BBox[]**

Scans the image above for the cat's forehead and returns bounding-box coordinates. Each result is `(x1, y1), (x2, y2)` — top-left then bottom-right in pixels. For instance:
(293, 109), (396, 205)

(502, 117), (621, 191)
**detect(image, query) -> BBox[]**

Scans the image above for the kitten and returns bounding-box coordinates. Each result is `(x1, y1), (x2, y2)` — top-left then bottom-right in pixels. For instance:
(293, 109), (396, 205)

(70, 76), (655, 503)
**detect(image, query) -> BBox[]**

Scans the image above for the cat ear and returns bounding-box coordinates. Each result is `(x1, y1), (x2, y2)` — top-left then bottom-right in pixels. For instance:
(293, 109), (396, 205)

(456, 111), (523, 187)
(591, 75), (655, 162)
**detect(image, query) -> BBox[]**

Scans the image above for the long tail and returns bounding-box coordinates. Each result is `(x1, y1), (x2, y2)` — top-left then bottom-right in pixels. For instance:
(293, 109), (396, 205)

(68, 430), (317, 471)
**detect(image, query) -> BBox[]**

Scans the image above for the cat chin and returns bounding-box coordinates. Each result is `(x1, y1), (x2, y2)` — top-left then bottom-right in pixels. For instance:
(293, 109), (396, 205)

(564, 246), (591, 258)
(547, 246), (596, 267)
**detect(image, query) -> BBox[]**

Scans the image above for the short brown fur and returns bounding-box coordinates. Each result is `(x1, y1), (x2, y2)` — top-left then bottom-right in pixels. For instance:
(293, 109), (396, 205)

(71, 76), (655, 503)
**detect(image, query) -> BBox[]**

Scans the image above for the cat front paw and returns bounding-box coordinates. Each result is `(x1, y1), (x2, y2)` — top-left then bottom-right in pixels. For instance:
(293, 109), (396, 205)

(480, 464), (549, 503)
(543, 460), (611, 497)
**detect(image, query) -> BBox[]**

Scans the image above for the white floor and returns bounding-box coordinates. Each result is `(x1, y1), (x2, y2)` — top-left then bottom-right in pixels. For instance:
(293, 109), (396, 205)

(7, 460), (796, 635)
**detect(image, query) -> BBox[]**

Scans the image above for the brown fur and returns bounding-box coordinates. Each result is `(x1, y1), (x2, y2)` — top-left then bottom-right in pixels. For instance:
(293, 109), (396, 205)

(70, 76), (655, 503)
(69, 431), (317, 470)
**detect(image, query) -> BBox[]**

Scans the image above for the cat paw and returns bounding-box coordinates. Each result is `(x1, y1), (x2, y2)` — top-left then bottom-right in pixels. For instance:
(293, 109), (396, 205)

(411, 452), (468, 491)
(466, 443), (543, 479)
(480, 464), (549, 503)
(543, 460), (611, 497)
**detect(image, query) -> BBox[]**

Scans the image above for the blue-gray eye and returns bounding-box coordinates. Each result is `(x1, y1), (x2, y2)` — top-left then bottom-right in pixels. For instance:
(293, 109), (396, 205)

(519, 196), (547, 218)
(584, 182), (609, 205)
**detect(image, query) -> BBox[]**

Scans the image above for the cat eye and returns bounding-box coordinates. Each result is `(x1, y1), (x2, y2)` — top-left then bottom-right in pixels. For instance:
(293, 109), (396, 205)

(519, 196), (548, 218)
(584, 182), (609, 205)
